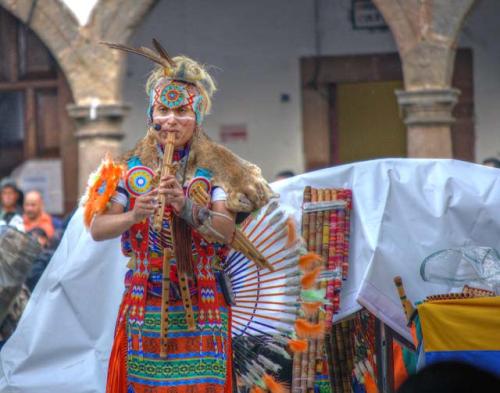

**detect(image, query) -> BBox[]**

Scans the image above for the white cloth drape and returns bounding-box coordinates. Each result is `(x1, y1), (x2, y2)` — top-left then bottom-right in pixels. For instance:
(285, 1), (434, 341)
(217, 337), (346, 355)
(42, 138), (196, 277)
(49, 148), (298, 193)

(2, 158), (500, 392)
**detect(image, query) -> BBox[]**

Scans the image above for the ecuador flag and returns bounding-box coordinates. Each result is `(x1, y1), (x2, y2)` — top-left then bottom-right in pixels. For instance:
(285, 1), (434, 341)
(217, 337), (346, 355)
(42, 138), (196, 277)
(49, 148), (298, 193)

(418, 296), (500, 376)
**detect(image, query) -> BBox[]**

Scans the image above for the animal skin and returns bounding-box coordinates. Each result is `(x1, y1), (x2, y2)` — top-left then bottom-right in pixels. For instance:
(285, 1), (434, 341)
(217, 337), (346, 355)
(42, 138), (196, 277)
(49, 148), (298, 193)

(186, 131), (275, 213)
(120, 130), (275, 214)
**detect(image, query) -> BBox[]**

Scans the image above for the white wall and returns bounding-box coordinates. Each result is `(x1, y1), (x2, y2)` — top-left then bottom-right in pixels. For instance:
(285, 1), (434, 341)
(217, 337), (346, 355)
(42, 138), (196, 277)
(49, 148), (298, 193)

(122, 0), (500, 180)
(460, 0), (500, 162)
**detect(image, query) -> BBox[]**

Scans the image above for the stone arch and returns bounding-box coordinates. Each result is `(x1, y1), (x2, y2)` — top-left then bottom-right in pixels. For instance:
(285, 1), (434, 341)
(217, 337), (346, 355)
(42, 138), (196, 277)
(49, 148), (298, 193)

(0, 0), (157, 105)
(0, 0), (158, 192)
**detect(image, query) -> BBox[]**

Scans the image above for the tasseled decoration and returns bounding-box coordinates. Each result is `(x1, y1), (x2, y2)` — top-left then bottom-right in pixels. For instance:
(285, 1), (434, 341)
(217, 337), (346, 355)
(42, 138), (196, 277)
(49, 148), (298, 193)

(263, 373), (288, 393)
(300, 301), (323, 316)
(300, 266), (322, 289)
(285, 217), (297, 248)
(298, 252), (322, 271)
(250, 386), (266, 393)
(82, 157), (124, 227)
(301, 288), (327, 303)
(287, 338), (309, 353)
(106, 320), (128, 393)
(294, 319), (325, 339)
(172, 215), (194, 276)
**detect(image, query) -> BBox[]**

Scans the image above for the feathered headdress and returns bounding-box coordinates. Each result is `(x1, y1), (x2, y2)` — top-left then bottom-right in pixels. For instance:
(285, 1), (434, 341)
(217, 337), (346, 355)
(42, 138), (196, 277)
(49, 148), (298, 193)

(102, 39), (216, 120)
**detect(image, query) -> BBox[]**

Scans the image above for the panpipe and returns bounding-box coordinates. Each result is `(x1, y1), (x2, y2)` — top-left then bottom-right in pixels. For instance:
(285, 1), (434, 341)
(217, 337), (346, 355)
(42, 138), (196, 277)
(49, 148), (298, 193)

(153, 132), (176, 231)
(190, 184), (274, 272)
(292, 186), (353, 393)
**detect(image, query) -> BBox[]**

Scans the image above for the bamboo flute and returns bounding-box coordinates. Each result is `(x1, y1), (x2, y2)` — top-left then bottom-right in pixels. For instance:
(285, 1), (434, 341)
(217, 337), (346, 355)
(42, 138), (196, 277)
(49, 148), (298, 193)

(330, 323), (343, 393)
(342, 190), (352, 281)
(314, 189), (331, 379)
(304, 188), (318, 392)
(307, 189), (327, 389)
(292, 187), (311, 393)
(339, 320), (352, 392)
(335, 322), (348, 392)
(342, 319), (355, 392)
(319, 189), (335, 390)
(155, 132), (177, 349)
(153, 132), (176, 231)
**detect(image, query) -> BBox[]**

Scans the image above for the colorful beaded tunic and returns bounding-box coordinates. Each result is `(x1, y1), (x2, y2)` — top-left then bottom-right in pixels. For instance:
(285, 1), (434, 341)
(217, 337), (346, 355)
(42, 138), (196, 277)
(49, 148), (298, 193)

(109, 149), (233, 393)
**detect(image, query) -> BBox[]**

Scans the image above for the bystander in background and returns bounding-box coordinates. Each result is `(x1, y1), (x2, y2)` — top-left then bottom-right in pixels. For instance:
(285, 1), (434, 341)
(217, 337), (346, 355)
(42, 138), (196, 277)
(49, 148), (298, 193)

(0, 178), (24, 231)
(482, 157), (500, 168)
(23, 190), (55, 241)
(25, 227), (54, 291)
(397, 361), (500, 393)
(275, 169), (296, 181)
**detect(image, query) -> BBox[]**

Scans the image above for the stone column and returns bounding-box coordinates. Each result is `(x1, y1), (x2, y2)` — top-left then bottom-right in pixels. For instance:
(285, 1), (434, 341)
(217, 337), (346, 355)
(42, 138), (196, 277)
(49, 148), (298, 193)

(373, 0), (476, 158)
(396, 88), (460, 157)
(67, 103), (129, 195)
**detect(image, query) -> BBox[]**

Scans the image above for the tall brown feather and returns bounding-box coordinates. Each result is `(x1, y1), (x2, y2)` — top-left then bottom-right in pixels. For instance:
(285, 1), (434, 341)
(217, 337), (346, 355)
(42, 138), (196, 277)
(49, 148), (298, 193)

(152, 38), (176, 66)
(101, 41), (169, 68)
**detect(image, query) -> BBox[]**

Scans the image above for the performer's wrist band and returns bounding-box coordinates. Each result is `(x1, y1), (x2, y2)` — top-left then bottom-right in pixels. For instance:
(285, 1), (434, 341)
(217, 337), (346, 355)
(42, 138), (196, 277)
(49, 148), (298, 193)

(178, 197), (234, 244)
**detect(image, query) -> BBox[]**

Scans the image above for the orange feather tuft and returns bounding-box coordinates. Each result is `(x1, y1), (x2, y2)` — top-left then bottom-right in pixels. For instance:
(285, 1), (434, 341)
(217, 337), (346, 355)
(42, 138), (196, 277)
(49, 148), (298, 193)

(250, 387), (266, 393)
(83, 158), (124, 227)
(295, 319), (325, 339)
(300, 301), (323, 316)
(288, 338), (309, 353)
(300, 266), (322, 289)
(263, 373), (288, 393)
(285, 217), (297, 248)
(298, 252), (322, 271)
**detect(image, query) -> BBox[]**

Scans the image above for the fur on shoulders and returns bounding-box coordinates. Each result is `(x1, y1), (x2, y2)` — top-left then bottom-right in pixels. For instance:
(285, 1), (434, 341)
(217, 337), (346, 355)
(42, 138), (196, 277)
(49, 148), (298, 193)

(187, 131), (275, 213)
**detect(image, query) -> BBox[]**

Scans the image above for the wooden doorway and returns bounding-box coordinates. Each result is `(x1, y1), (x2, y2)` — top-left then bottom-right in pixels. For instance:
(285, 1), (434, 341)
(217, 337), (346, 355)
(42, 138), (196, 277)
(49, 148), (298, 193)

(301, 50), (474, 170)
(332, 80), (406, 164)
(0, 7), (78, 213)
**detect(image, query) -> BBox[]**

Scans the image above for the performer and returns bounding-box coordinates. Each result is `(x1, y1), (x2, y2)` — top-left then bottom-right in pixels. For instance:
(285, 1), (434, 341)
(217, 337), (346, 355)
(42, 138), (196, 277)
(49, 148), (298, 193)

(85, 41), (274, 393)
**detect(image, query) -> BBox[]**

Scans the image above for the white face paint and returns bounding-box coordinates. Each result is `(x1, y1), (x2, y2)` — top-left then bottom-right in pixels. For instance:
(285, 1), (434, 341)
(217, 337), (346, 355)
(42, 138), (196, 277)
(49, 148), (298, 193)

(153, 112), (195, 124)
(151, 105), (197, 148)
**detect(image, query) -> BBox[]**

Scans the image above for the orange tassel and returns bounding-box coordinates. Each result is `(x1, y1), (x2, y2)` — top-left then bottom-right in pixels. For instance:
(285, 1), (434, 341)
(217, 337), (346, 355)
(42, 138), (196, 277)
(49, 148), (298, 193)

(298, 252), (322, 271)
(263, 373), (288, 393)
(250, 387), (266, 393)
(288, 338), (309, 353)
(295, 319), (325, 339)
(300, 266), (322, 289)
(300, 301), (323, 316)
(285, 217), (297, 248)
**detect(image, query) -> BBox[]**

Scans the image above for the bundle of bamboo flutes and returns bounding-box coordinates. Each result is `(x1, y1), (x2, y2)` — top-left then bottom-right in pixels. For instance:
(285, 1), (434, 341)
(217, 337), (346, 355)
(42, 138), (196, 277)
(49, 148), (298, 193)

(291, 186), (353, 393)
(189, 183), (275, 272)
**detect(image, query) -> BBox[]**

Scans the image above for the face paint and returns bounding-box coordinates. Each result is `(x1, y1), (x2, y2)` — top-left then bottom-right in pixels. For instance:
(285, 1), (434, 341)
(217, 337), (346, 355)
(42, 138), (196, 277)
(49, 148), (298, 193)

(152, 111), (196, 131)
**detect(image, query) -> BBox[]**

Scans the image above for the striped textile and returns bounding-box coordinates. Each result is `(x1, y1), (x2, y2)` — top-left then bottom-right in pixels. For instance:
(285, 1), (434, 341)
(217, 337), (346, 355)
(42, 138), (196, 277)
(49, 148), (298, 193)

(127, 293), (231, 393)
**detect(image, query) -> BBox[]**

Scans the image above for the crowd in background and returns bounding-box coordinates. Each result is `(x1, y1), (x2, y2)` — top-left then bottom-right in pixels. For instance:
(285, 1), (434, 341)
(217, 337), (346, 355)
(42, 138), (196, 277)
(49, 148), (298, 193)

(0, 177), (70, 348)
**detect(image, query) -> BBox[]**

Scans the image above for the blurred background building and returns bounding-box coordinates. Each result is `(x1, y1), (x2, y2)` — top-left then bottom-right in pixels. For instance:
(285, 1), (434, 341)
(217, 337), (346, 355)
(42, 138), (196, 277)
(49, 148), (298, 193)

(0, 0), (499, 215)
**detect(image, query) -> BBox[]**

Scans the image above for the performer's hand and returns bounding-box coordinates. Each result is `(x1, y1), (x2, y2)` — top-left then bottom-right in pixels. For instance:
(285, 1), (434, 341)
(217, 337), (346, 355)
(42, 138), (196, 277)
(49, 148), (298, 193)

(159, 175), (186, 214)
(131, 190), (158, 223)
